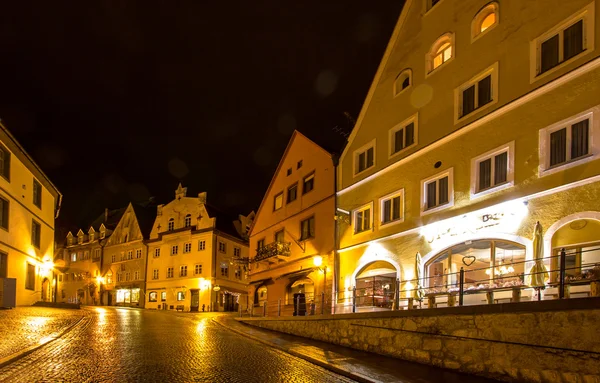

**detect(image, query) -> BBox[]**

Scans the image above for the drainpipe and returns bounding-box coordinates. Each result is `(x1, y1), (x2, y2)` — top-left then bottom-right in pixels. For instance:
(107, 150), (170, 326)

(212, 231), (218, 312)
(332, 154), (340, 314)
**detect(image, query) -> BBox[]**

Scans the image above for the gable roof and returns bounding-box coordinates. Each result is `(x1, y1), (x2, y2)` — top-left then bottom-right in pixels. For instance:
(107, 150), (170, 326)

(89, 207), (127, 231)
(248, 130), (333, 236)
(339, 0), (412, 164)
(205, 203), (245, 240)
(131, 203), (156, 239)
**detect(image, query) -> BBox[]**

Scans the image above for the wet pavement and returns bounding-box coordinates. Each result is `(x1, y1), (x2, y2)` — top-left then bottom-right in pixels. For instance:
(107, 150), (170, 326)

(0, 307), (497, 383)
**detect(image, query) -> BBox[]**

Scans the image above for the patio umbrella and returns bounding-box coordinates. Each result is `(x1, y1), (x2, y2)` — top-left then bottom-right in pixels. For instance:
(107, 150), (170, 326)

(529, 221), (549, 300)
(414, 252), (425, 302)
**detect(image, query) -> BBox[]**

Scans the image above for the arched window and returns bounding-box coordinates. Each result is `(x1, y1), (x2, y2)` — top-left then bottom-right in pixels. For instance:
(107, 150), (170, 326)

(184, 214), (192, 227)
(355, 261), (396, 309)
(425, 239), (525, 290)
(168, 218), (175, 231)
(427, 33), (454, 74)
(472, 3), (498, 41)
(393, 69), (412, 96)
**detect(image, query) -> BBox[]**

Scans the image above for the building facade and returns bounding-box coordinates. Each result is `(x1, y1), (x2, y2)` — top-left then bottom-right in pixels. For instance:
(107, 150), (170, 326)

(336, 0), (600, 311)
(0, 122), (62, 306)
(145, 184), (251, 312)
(247, 131), (336, 316)
(102, 203), (154, 307)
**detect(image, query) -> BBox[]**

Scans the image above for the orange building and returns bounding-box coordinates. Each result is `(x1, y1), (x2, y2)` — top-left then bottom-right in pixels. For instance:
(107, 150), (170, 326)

(247, 131), (336, 316)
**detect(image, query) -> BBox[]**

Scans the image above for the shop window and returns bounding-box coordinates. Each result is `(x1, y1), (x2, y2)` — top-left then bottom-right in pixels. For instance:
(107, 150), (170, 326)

(379, 189), (404, 226)
(455, 63), (498, 121)
(149, 291), (158, 302)
(421, 169), (454, 215)
(177, 291), (185, 301)
(161, 291), (166, 301)
(355, 261), (396, 309)
(427, 33), (454, 74)
(471, 142), (514, 196)
(389, 115), (417, 157)
(353, 203), (373, 234)
(471, 2), (498, 42)
(393, 69), (412, 96)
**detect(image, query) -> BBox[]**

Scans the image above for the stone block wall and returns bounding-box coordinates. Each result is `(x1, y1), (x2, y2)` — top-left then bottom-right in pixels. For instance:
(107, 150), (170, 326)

(239, 298), (600, 382)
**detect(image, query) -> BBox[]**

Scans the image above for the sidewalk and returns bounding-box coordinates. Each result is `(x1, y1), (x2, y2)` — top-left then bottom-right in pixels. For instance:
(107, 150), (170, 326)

(213, 314), (496, 383)
(0, 307), (85, 367)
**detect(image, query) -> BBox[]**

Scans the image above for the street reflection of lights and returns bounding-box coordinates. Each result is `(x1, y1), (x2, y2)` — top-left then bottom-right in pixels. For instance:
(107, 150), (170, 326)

(38, 335), (55, 344)
(196, 320), (207, 336)
(95, 307), (107, 325)
(27, 316), (50, 329)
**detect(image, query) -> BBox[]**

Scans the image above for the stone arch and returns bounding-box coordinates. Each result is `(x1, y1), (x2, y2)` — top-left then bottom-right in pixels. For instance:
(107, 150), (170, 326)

(543, 211), (600, 259)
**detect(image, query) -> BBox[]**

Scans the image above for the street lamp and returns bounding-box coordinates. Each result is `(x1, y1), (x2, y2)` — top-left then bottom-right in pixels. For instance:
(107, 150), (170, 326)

(313, 256), (327, 310)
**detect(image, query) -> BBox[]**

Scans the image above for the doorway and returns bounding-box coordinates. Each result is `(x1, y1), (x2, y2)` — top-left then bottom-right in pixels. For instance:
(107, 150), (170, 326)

(190, 289), (199, 312)
(41, 278), (50, 302)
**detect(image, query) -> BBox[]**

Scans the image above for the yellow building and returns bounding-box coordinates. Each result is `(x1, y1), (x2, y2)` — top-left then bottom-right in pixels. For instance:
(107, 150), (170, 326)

(102, 203), (155, 307)
(145, 184), (251, 312)
(0, 121), (61, 306)
(247, 131), (336, 316)
(337, 0), (600, 311)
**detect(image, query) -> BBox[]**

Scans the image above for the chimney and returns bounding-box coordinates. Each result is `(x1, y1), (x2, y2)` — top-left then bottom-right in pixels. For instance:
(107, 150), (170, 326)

(105, 208), (108, 222)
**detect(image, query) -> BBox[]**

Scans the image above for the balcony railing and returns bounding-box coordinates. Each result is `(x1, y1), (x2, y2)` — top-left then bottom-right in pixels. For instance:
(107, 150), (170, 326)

(254, 241), (291, 263)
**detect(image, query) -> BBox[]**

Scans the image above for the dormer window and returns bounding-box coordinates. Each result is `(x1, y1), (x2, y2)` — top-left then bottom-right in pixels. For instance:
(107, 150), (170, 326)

(168, 218), (175, 231)
(78, 235), (83, 244)
(472, 3), (498, 42)
(393, 69), (412, 96)
(67, 237), (73, 246)
(427, 33), (454, 74)
(89, 233), (94, 241)
(184, 214), (192, 227)
(100, 230), (105, 239)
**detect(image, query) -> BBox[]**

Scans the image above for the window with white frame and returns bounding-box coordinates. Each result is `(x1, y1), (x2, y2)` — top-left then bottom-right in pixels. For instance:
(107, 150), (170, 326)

(94, 248), (101, 260)
(194, 264), (202, 275)
(180, 265), (187, 277)
(389, 115), (417, 157)
(184, 214), (192, 227)
(218, 241), (226, 253)
(233, 247), (241, 257)
(456, 63), (498, 121)
(117, 273), (122, 282)
(167, 267), (174, 278)
(125, 272), (131, 281)
(273, 192), (283, 210)
(422, 169), (454, 214)
(379, 190), (404, 226)
(134, 270), (140, 280)
(302, 173), (314, 194)
(471, 2), (498, 42)
(354, 140), (375, 175)
(171, 245), (178, 255)
(220, 262), (228, 277)
(427, 33), (454, 74)
(531, 2), (595, 80)
(110, 254), (115, 263)
(472, 142), (514, 195)
(152, 269), (159, 280)
(198, 240), (206, 251)
(353, 203), (373, 234)
(136, 249), (142, 258)
(235, 268), (242, 280)
(393, 69), (412, 96)
(168, 218), (175, 231)
(183, 242), (192, 253)
(154, 248), (160, 258)
(127, 250), (132, 260)
(539, 107), (598, 175)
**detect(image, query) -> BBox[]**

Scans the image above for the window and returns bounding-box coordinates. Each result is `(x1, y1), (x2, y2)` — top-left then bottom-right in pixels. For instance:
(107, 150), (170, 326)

(180, 265), (188, 277)
(380, 190), (404, 226)
(218, 241), (226, 253)
(297, 160), (303, 169)
(0, 143), (10, 181)
(136, 249), (142, 258)
(94, 248), (101, 260)
(198, 240), (206, 251)
(274, 192), (283, 210)
(183, 243), (192, 253)
(149, 292), (157, 302)
(121, 264), (126, 271)
(422, 169), (454, 214)
(532, 3), (595, 80)
(287, 183), (298, 203)
(161, 291), (166, 301)
(89, 232), (94, 241)
(33, 179), (42, 209)
(107, 274), (112, 284)
(78, 235), (83, 244)
(389, 115), (417, 157)
(235, 268), (242, 280)
(111, 254), (115, 263)
(152, 269), (159, 279)
(539, 107), (598, 175)
(171, 245), (178, 255)
(177, 291), (185, 301)
(25, 263), (35, 290)
(427, 33), (454, 74)
(275, 229), (285, 243)
(257, 239), (265, 250)
(100, 229), (105, 239)
(194, 264), (202, 275)
(127, 250), (133, 260)
(0, 196), (8, 230)
(184, 214), (191, 227)
(393, 69), (412, 96)
(456, 63), (498, 121)
(0, 251), (7, 278)
(472, 2), (498, 42)
(167, 267), (174, 278)
(472, 142), (514, 196)
(31, 220), (41, 249)
(220, 263), (229, 277)
(300, 217), (315, 240)
(154, 248), (160, 258)
(302, 173), (314, 194)
(425, 0), (442, 12)
(134, 271), (140, 280)
(168, 218), (175, 231)
(287, 168), (292, 176)
(84, 251), (90, 260)
(233, 247), (241, 257)
(354, 140), (375, 175)
(353, 204), (372, 234)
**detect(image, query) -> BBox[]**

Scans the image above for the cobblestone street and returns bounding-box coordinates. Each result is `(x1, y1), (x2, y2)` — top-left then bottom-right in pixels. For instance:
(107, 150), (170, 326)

(0, 307), (356, 383)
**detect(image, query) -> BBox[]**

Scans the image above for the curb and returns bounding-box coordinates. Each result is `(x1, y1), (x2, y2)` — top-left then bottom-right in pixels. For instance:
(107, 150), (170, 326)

(0, 315), (87, 369)
(212, 316), (378, 383)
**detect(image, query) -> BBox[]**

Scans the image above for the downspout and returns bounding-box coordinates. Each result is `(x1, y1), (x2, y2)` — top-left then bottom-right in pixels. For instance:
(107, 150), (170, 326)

(212, 230), (218, 312)
(142, 239), (148, 309)
(332, 154), (340, 313)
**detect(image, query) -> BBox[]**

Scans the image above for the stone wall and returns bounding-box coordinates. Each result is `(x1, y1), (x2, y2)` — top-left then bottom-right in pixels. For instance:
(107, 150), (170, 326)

(239, 298), (600, 382)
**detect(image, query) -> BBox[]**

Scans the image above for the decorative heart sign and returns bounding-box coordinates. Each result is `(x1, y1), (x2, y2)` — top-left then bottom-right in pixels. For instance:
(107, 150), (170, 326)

(462, 255), (476, 266)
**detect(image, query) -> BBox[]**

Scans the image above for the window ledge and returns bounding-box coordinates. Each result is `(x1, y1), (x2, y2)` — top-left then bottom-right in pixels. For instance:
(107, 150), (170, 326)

(531, 49), (593, 84)
(423, 0), (446, 17)
(455, 99), (498, 125)
(539, 153), (598, 177)
(389, 143), (417, 161)
(353, 166), (375, 178)
(471, 181), (514, 200)
(379, 218), (405, 229)
(393, 85), (412, 98)
(420, 202), (454, 217)
(425, 57), (454, 79)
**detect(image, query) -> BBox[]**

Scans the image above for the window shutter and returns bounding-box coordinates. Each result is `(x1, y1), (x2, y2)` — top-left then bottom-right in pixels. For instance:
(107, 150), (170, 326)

(571, 119), (589, 159)
(478, 75), (492, 106)
(426, 181), (437, 209)
(479, 159), (492, 191)
(564, 20), (584, 61)
(550, 128), (567, 166)
(405, 123), (415, 147)
(494, 152), (508, 185)
(462, 85), (476, 117)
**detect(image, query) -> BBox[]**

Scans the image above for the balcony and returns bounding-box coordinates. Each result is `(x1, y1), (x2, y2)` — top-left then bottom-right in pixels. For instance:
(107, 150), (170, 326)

(254, 241), (291, 263)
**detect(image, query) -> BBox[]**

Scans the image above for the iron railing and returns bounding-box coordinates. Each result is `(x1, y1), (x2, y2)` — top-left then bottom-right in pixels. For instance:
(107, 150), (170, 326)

(253, 241), (291, 262)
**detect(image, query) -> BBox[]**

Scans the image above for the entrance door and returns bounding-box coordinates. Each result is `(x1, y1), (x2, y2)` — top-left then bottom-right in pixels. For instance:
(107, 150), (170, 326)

(190, 290), (199, 312)
(41, 278), (50, 302)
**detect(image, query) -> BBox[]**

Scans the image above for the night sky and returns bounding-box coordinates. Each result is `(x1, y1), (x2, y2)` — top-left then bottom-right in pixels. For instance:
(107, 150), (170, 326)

(0, 2), (404, 232)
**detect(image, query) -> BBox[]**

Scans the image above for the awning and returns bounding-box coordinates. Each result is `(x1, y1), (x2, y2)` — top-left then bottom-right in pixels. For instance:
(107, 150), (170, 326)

(249, 277), (273, 285)
(291, 278), (314, 288)
(276, 267), (318, 280)
(220, 286), (248, 295)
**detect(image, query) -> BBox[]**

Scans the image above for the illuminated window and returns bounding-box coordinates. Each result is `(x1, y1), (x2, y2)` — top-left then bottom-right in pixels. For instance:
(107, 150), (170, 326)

(161, 291), (166, 301)
(421, 168), (454, 215)
(472, 3), (498, 41)
(177, 291), (185, 301)
(273, 192), (283, 210)
(393, 69), (412, 96)
(427, 33), (454, 74)
(353, 203), (373, 234)
(149, 292), (157, 302)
